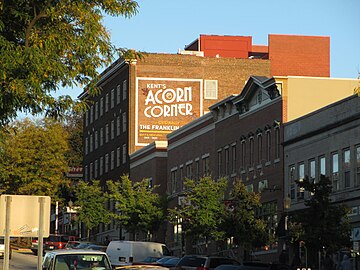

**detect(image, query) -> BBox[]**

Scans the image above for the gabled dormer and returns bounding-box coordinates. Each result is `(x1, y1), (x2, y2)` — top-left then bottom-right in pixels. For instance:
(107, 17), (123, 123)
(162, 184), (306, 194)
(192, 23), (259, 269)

(234, 76), (280, 115)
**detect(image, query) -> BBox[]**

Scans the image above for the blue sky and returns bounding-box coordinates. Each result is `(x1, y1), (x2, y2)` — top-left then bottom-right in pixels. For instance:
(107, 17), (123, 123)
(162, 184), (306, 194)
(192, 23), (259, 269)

(67, 0), (360, 99)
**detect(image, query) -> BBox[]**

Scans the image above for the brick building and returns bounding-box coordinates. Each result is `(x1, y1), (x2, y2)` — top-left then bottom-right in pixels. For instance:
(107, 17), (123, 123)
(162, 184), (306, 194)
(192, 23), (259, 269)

(80, 34), (332, 243)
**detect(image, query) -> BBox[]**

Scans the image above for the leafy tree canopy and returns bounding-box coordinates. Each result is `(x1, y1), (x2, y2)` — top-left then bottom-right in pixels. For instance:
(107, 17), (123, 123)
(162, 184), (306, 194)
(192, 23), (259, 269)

(74, 180), (111, 239)
(107, 175), (165, 239)
(0, 118), (70, 201)
(220, 179), (268, 248)
(289, 175), (351, 254)
(0, 0), (139, 124)
(169, 176), (228, 242)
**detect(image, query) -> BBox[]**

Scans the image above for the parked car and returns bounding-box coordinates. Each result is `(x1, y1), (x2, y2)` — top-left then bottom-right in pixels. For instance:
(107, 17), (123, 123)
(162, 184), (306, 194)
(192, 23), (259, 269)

(42, 249), (112, 270)
(106, 241), (171, 267)
(159, 257), (180, 268)
(213, 262), (291, 270)
(86, 244), (108, 252)
(132, 256), (163, 265)
(173, 255), (240, 270)
(156, 256), (179, 266)
(0, 238), (12, 259)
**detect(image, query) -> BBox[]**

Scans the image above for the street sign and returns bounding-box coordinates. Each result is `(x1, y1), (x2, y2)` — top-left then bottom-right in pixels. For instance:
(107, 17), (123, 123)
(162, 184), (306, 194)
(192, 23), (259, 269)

(0, 195), (51, 237)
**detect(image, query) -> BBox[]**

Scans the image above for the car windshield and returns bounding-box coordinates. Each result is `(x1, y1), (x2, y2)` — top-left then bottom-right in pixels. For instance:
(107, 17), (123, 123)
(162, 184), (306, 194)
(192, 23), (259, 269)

(54, 254), (111, 270)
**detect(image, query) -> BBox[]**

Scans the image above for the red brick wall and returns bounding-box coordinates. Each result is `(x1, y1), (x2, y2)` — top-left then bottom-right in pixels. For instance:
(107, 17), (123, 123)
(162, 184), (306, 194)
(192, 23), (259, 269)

(199, 35), (252, 58)
(269, 34), (330, 77)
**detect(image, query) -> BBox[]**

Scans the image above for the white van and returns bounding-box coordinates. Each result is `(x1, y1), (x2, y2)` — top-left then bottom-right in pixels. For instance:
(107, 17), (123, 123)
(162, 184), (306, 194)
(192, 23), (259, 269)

(106, 241), (171, 267)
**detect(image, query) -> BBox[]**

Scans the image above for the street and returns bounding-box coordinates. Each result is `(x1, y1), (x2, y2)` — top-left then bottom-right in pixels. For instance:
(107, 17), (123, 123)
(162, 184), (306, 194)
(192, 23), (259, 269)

(0, 250), (37, 270)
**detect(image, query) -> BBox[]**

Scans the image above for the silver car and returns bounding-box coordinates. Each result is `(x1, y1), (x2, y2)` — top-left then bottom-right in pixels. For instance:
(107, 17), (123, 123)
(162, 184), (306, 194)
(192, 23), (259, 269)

(42, 249), (112, 270)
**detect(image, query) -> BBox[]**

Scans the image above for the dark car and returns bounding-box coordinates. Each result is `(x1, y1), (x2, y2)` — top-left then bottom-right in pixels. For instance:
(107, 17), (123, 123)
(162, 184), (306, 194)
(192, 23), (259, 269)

(174, 255), (240, 270)
(160, 257), (180, 268)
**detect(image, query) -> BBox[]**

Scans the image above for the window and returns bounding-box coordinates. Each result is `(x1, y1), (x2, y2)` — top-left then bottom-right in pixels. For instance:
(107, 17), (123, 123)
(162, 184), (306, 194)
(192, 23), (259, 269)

(117, 147), (121, 167)
(122, 80), (127, 100)
(105, 124), (109, 143)
(225, 147), (230, 175)
(232, 144), (237, 174)
(356, 146), (360, 187)
(218, 150), (222, 176)
(117, 116), (121, 136)
(297, 163), (305, 199)
(105, 93), (109, 112)
(89, 162), (93, 180)
(111, 151), (115, 170)
(90, 105), (93, 124)
(241, 140), (246, 169)
(105, 154), (109, 173)
(266, 130), (271, 162)
(289, 165), (296, 200)
(122, 144), (127, 164)
(343, 149), (350, 188)
(309, 159), (316, 182)
(100, 127), (104, 146)
(89, 134), (93, 152)
(195, 159), (200, 180)
(319, 156), (326, 177)
(204, 80), (218, 99)
(202, 155), (210, 175)
(111, 120), (115, 140)
(249, 137), (254, 167)
(117, 84), (121, 104)
(179, 166), (184, 190)
(122, 112), (127, 132)
(100, 97), (104, 116)
(257, 134), (263, 164)
(85, 111), (89, 127)
(95, 102), (99, 120)
(331, 152), (339, 190)
(100, 156), (104, 176)
(111, 88), (115, 108)
(84, 165), (88, 181)
(171, 170), (177, 193)
(186, 163), (192, 179)
(95, 130), (98, 149)
(94, 160), (98, 178)
(275, 127), (280, 159)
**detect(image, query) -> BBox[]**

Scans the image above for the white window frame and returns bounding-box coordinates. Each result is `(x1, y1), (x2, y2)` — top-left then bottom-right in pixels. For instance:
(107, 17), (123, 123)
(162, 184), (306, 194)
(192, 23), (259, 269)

(204, 79), (218, 99)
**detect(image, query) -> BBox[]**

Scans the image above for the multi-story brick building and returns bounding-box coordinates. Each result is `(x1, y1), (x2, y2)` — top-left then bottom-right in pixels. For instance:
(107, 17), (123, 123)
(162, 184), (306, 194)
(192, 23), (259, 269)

(80, 34), (332, 243)
(130, 76), (359, 260)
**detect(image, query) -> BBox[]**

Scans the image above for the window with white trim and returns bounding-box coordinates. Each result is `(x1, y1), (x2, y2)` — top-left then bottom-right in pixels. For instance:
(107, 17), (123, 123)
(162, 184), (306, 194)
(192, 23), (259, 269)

(331, 152), (339, 190)
(117, 116), (121, 136)
(105, 153), (109, 173)
(204, 80), (218, 99)
(111, 120), (115, 140)
(105, 93), (109, 112)
(100, 156), (104, 176)
(100, 97), (104, 116)
(343, 148), (350, 188)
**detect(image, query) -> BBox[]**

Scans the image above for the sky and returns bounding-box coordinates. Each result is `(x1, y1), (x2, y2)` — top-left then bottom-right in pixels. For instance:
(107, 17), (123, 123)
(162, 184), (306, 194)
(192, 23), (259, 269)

(66, 0), (360, 99)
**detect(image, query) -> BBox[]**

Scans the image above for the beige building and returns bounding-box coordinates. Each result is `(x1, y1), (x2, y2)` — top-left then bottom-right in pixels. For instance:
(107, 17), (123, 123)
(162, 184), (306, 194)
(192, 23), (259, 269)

(275, 76), (359, 123)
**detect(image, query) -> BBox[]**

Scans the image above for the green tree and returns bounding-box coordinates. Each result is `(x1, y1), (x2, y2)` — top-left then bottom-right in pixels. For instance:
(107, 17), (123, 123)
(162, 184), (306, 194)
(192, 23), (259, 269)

(169, 176), (228, 252)
(74, 180), (111, 239)
(107, 175), (165, 240)
(289, 175), (351, 264)
(0, 118), (69, 200)
(220, 179), (268, 250)
(0, 0), (139, 124)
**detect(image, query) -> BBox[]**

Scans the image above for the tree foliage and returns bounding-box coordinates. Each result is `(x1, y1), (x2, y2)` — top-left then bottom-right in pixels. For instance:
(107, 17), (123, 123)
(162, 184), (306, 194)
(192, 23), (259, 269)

(0, 118), (69, 200)
(169, 176), (228, 243)
(289, 175), (351, 254)
(107, 175), (165, 239)
(220, 179), (268, 248)
(0, 0), (139, 124)
(74, 180), (111, 239)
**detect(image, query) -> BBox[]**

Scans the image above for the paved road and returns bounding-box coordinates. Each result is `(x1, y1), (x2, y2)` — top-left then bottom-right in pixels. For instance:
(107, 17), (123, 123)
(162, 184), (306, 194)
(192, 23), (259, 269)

(0, 249), (37, 270)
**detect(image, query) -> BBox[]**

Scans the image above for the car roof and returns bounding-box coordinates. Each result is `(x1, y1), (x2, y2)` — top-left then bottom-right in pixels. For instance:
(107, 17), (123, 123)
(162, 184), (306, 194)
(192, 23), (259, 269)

(46, 249), (107, 255)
